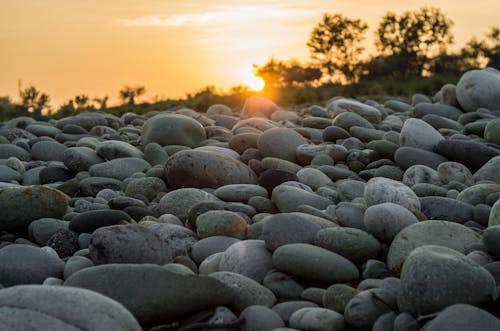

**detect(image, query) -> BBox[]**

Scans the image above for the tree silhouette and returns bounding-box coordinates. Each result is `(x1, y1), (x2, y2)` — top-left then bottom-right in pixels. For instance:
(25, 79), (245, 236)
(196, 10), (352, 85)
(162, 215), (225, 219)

(119, 86), (145, 105)
(74, 94), (90, 109)
(307, 13), (368, 83)
(375, 7), (454, 77)
(19, 85), (51, 116)
(93, 96), (109, 110)
(254, 58), (321, 88)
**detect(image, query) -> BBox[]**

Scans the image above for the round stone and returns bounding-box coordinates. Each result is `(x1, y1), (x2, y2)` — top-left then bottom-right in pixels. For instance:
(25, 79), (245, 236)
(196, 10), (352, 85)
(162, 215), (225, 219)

(96, 140), (143, 160)
(313, 227), (381, 264)
(239, 305), (285, 331)
(363, 202), (419, 242)
(438, 161), (474, 185)
(141, 113), (206, 147)
(89, 224), (172, 264)
(364, 177), (421, 213)
(0, 244), (64, 286)
(322, 284), (359, 314)
(484, 119), (500, 145)
(89, 157), (151, 180)
(399, 118), (444, 151)
(209, 271), (277, 312)
(424, 304), (500, 331)
(159, 188), (219, 221)
(272, 243), (359, 283)
(0, 285), (141, 331)
(125, 176), (166, 200)
(257, 128), (307, 163)
(69, 210), (132, 234)
(219, 240), (273, 282)
(241, 96), (279, 118)
(165, 150), (257, 189)
(0, 185), (68, 231)
(387, 220), (482, 273)
(289, 307), (345, 331)
(271, 184), (332, 213)
(214, 184), (268, 203)
(398, 245), (497, 316)
(31, 140), (67, 162)
(296, 168), (334, 190)
(456, 68), (500, 112)
(190, 236), (240, 264)
(195, 210), (248, 239)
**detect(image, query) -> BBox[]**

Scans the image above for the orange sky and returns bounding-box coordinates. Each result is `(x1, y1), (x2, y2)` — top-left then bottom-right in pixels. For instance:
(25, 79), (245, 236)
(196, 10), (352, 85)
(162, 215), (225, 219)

(0, 0), (498, 107)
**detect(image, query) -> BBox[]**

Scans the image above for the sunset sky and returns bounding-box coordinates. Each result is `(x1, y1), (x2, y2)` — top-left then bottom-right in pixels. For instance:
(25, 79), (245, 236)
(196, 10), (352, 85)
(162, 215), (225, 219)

(1, 0), (498, 106)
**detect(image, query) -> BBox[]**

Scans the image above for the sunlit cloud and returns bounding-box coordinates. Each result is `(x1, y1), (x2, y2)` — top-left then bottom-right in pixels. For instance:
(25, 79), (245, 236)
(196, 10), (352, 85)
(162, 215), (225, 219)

(116, 5), (318, 27)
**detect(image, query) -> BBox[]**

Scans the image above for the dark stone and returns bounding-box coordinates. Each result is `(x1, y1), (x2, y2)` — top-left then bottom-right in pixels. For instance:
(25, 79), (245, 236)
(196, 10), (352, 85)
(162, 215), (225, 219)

(46, 229), (79, 258)
(434, 140), (500, 172)
(39, 167), (74, 184)
(258, 169), (299, 194)
(69, 210), (132, 234)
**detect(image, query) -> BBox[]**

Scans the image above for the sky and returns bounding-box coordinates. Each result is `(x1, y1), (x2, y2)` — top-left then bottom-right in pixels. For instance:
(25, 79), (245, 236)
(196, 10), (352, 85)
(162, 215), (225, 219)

(0, 0), (498, 107)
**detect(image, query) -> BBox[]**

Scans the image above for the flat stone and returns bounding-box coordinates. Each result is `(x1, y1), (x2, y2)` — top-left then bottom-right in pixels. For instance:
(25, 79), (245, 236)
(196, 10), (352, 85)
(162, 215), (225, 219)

(414, 103), (463, 120)
(272, 243), (359, 283)
(195, 210), (248, 239)
(395, 147), (448, 170)
(28, 218), (69, 246)
(0, 285), (141, 331)
(69, 210), (132, 234)
(79, 177), (124, 196)
(438, 161), (474, 185)
(0, 144), (31, 161)
(31, 140), (67, 162)
(96, 140), (143, 160)
(65, 264), (233, 325)
(159, 188), (219, 220)
(473, 155), (500, 184)
(89, 157), (151, 180)
(435, 139), (500, 172)
(63, 146), (104, 172)
(190, 236), (240, 264)
(420, 196), (474, 223)
(125, 176), (166, 200)
(240, 305), (285, 331)
(328, 99), (382, 123)
(424, 304), (500, 331)
(147, 223), (198, 257)
(214, 184), (268, 203)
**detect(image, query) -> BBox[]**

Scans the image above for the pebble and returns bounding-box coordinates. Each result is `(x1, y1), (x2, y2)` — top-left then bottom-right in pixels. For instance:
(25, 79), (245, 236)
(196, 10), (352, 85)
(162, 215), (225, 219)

(219, 240), (273, 282)
(364, 177), (421, 213)
(69, 209), (132, 234)
(271, 184), (332, 213)
(257, 127), (307, 163)
(239, 305), (285, 331)
(141, 113), (206, 147)
(363, 202), (419, 242)
(289, 307), (345, 331)
(399, 118), (444, 151)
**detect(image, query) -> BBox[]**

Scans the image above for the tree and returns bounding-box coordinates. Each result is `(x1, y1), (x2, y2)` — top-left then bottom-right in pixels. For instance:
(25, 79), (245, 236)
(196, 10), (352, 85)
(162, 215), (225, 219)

(74, 94), (90, 109)
(119, 86), (145, 105)
(307, 13), (368, 83)
(93, 96), (109, 110)
(375, 7), (454, 77)
(254, 58), (322, 88)
(19, 85), (51, 115)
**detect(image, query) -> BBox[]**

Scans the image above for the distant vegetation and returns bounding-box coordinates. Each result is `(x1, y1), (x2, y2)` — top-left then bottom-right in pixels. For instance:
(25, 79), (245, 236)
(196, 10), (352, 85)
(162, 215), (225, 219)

(1, 7), (498, 121)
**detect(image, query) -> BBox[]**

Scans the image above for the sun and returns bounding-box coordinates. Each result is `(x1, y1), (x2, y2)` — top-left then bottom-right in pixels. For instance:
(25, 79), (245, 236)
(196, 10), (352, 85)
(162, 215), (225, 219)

(248, 75), (265, 92)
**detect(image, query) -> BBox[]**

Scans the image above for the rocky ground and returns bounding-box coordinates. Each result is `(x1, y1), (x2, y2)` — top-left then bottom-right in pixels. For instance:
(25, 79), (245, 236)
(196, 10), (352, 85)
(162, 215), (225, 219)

(0, 67), (500, 330)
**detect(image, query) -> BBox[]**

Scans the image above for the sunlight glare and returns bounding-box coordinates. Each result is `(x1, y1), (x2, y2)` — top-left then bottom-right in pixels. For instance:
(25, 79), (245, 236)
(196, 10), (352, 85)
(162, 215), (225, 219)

(248, 75), (265, 92)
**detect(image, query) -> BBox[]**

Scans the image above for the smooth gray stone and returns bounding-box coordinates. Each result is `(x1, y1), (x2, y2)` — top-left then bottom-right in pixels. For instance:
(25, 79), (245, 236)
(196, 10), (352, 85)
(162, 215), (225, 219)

(0, 285), (141, 331)
(141, 113), (206, 147)
(314, 227), (380, 264)
(482, 225), (500, 259)
(456, 68), (500, 112)
(165, 149), (257, 189)
(272, 301), (319, 324)
(399, 118), (444, 151)
(387, 220), (482, 273)
(0, 165), (21, 182)
(0, 185), (68, 231)
(239, 305), (285, 331)
(344, 288), (395, 329)
(79, 177), (124, 196)
(289, 307), (345, 331)
(263, 270), (304, 299)
(395, 147), (448, 170)
(364, 202), (419, 242)
(0, 244), (64, 286)
(89, 224), (172, 265)
(209, 271), (276, 312)
(190, 236), (240, 264)
(219, 240), (273, 283)
(65, 264), (233, 325)
(262, 212), (335, 252)
(96, 140), (143, 160)
(424, 304), (500, 331)
(64, 255), (94, 280)
(147, 223), (198, 257)
(0, 144), (31, 161)
(364, 177), (421, 213)
(69, 209), (132, 234)
(125, 176), (166, 201)
(435, 139), (500, 172)
(258, 127), (307, 163)
(31, 140), (67, 162)
(89, 157), (151, 180)
(473, 155), (500, 184)
(398, 245), (496, 316)
(271, 184), (332, 213)
(414, 103), (463, 120)
(420, 196), (474, 223)
(28, 218), (69, 246)
(63, 146), (105, 172)
(272, 243), (359, 283)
